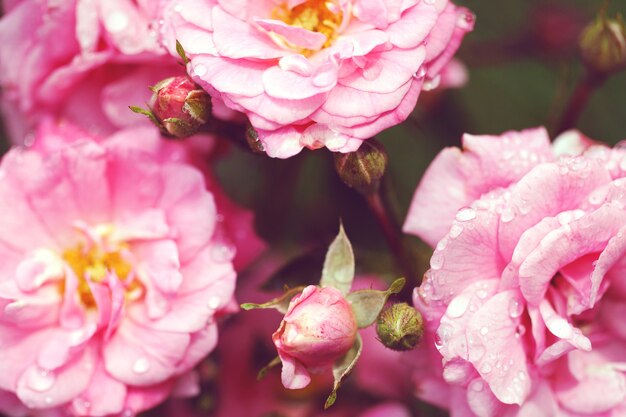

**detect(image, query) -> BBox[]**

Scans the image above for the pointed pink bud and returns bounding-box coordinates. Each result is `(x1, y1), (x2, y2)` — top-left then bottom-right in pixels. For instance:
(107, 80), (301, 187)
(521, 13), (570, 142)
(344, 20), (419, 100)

(272, 285), (357, 389)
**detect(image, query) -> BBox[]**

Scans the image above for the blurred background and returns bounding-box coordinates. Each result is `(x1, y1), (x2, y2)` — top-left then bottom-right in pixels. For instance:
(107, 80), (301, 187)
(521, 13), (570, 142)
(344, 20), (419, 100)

(0, 0), (625, 415)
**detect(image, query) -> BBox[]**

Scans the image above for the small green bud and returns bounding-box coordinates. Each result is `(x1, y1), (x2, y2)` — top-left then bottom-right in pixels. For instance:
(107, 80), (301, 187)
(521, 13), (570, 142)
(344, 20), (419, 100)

(246, 125), (265, 153)
(376, 302), (423, 351)
(580, 10), (626, 74)
(333, 140), (388, 195)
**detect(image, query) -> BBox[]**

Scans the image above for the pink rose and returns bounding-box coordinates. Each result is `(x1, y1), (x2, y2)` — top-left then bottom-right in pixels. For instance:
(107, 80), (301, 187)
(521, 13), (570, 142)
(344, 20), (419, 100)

(273, 285), (358, 389)
(161, 0), (474, 158)
(0, 124), (248, 416)
(0, 0), (179, 142)
(405, 128), (626, 416)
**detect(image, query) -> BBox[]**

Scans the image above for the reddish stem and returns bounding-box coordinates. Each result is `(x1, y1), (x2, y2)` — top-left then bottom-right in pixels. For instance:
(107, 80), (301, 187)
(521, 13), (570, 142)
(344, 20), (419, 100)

(554, 71), (607, 136)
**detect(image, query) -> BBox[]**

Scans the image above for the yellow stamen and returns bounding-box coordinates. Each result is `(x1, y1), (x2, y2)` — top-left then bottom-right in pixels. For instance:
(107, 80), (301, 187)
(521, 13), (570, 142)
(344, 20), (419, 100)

(272, 0), (343, 52)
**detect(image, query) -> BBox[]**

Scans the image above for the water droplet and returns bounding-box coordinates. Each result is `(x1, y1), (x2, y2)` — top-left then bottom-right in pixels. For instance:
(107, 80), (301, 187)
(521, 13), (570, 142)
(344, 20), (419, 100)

(73, 398), (91, 413)
(422, 74), (441, 91)
(27, 368), (56, 392)
(457, 12), (475, 29)
(208, 296), (221, 309)
(469, 345), (486, 362)
(515, 324), (526, 338)
(436, 237), (448, 251)
(23, 133), (35, 147)
(501, 207), (515, 223)
(121, 408), (135, 417)
(430, 251), (444, 270)
(413, 66), (427, 79)
(449, 223), (463, 238)
(435, 323), (453, 350)
(423, 0), (435, 4)
(480, 326), (489, 336)
(193, 64), (208, 77)
(476, 289), (488, 300)
(470, 380), (484, 391)
(446, 294), (470, 318)
(480, 363), (492, 374)
(132, 357), (150, 374)
(508, 298), (523, 318)
(105, 12), (130, 33)
(211, 243), (236, 263)
(44, 397), (53, 405)
(455, 207), (476, 222)
(173, 3), (183, 12)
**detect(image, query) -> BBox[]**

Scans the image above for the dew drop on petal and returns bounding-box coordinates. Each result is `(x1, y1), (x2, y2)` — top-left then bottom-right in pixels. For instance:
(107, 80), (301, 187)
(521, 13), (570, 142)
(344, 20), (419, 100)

(413, 66), (427, 79)
(449, 223), (463, 238)
(423, 75), (441, 91)
(208, 296), (221, 309)
(193, 64), (208, 77)
(430, 251), (444, 270)
(480, 326), (489, 336)
(455, 207), (476, 222)
(470, 380), (484, 392)
(508, 298), (523, 318)
(211, 243), (236, 262)
(105, 12), (130, 33)
(446, 294), (470, 318)
(501, 207), (515, 223)
(27, 369), (56, 392)
(132, 357), (150, 374)
(480, 363), (492, 374)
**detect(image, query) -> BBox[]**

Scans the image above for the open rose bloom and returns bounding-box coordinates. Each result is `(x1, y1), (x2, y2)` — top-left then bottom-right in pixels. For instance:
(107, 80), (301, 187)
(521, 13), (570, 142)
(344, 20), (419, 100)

(161, 0), (474, 158)
(0, 0), (179, 142)
(405, 128), (626, 416)
(0, 124), (250, 416)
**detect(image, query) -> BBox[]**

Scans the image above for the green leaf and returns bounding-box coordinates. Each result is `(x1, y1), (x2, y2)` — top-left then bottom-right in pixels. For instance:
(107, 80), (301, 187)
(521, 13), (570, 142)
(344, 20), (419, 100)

(346, 277), (406, 328)
(240, 286), (305, 314)
(325, 334), (362, 409)
(257, 356), (281, 381)
(176, 40), (190, 64)
(320, 223), (355, 295)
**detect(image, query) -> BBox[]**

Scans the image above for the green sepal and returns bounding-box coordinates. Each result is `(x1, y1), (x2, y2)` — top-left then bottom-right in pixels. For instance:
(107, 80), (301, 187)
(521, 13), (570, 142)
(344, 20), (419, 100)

(257, 356), (281, 381)
(320, 223), (355, 296)
(325, 334), (362, 409)
(346, 277), (406, 328)
(176, 40), (190, 64)
(240, 286), (305, 314)
(129, 106), (161, 127)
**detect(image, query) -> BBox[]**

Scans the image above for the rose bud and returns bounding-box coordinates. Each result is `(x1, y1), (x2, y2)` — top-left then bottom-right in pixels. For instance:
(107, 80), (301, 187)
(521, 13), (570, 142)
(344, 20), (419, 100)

(376, 303), (423, 351)
(272, 285), (358, 390)
(579, 10), (626, 75)
(334, 140), (388, 195)
(149, 75), (211, 138)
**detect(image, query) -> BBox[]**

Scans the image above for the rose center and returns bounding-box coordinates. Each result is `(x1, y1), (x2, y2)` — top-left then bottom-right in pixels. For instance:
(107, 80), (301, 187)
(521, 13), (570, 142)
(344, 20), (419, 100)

(61, 238), (142, 309)
(272, 0), (343, 48)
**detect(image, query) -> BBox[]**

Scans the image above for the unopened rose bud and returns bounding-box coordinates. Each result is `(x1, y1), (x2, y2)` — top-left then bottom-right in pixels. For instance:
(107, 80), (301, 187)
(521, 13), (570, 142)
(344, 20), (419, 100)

(376, 303), (423, 351)
(272, 285), (357, 389)
(334, 140), (388, 195)
(579, 10), (626, 75)
(149, 76), (211, 138)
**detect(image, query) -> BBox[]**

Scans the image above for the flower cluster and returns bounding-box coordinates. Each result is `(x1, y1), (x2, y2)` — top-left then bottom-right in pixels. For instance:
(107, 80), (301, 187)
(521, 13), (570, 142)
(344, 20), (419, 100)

(3, 0), (624, 416)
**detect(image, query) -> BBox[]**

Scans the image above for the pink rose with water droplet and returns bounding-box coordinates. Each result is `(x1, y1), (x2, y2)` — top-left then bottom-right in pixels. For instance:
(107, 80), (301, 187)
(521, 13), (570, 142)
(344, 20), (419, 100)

(405, 128), (626, 416)
(160, 0), (474, 158)
(0, 0), (179, 142)
(0, 123), (263, 416)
